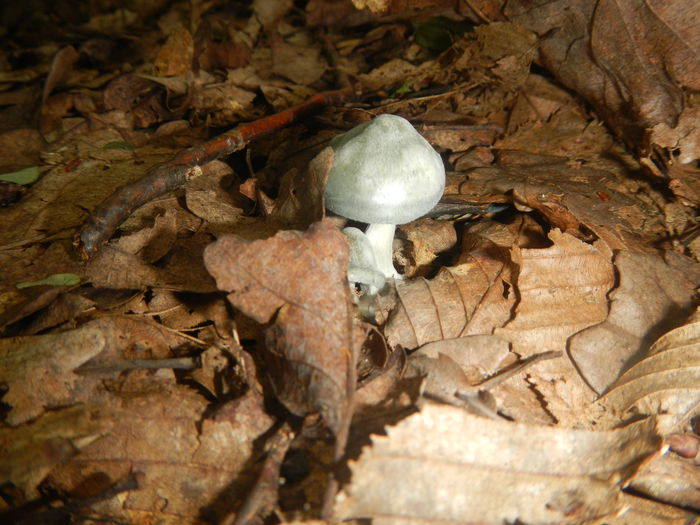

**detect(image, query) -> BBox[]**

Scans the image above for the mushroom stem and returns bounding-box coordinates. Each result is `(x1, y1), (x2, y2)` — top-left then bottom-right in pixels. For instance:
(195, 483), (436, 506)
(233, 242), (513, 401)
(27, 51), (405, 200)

(364, 223), (399, 279)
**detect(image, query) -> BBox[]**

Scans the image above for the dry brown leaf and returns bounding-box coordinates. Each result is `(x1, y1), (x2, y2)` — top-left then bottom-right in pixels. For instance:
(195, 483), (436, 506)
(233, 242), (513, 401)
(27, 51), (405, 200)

(270, 147), (332, 231)
(412, 334), (510, 379)
(0, 405), (113, 499)
(454, 163), (658, 251)
(154, 26), (194, 77)
(570, 252), (696, 395)
(628, 451), (700, 511)
(496, 229), (613, 352)
(505, 0), (700, 148)
(396, 217), (457, 278)
(0, 131), (172, 250)
(191, 83), (257, 126)
(204, 220), (354, 435)
(336, 403), (660, 524)
(385, 221), (516, 350)
(0, 315), (192, 425)
(598, 492), (700, 525)
(45, 380), (274, 523)
(598, 309), (700, 432)
(493, 230), (613, 424)
(0, 128), (45, 170)
(42, 45), (79, 103)
(648, 107), (700, 166)
(0, 322), (109, 425)
(185, 160), (247, 235)
(271, 34), (326, 86)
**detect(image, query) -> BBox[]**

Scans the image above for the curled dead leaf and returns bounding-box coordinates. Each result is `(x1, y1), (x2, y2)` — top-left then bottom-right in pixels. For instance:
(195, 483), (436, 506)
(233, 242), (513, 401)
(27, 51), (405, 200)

(203, 220), (355, 436)
(336, 403), (660, 523)
(599, 308), (700, 432)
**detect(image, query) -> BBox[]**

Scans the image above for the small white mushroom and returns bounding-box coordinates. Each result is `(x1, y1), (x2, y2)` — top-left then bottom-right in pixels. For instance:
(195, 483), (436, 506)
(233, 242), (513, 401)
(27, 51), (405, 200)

(324, 114), (446, 280)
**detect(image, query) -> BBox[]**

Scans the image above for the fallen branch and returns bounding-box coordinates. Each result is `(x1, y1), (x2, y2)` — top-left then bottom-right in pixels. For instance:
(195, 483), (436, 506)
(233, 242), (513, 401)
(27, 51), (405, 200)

(75, 87), (355, 259)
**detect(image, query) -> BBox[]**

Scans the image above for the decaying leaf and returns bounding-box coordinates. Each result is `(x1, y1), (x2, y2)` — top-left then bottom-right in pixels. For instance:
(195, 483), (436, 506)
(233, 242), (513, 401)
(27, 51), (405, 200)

(627, 450), (700, 511)
(385, 220), (516, 350)
(0, 322), (109, 425)
(599, 308), (700, 432)
(44, 379), (274, 523)
(454, 163), (659, 251)
(570, 252), (696, 394)
(496, 229), (614, 353)
(490, 230), (612, 423)
(506, 0), (700, 148)
(0, 316), (194, 426)
(602, 493), (700, 525)
(0, 405), (113, 498)
(204, 220), (354, 435)
(336, 403), (660, 524)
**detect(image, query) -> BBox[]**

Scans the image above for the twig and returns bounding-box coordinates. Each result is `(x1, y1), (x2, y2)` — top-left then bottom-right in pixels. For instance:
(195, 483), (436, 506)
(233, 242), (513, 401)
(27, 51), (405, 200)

(75, 87), (355, 259)
(76, 357), (199, 373)
(229, 423), (294, 525)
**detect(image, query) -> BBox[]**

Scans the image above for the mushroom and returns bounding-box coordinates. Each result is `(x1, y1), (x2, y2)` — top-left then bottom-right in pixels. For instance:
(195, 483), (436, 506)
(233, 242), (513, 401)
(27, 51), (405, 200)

(324, 114), (445, 280)
(343, 226), (386, 295)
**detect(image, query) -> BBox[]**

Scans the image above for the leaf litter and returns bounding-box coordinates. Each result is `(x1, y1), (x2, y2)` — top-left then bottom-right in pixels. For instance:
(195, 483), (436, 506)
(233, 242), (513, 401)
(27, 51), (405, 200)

(0, 0), (698, 523)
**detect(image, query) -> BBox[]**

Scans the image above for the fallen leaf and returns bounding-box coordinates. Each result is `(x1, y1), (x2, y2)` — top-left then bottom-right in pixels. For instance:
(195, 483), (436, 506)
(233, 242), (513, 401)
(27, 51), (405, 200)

(270, 146), (332, 230)
(336, 403), (660, 523)
(0, 315), (189, 425)
(570, 252), (696, 394)
(598, 309), (700, 432)
(44, 379), (274, 523)
(0, 322), (109, 425)
(454, 163), (659, 251)
(0, 405), (113, 498)
(15, 272), (80, 289)
(385, 220), (516, 350)
(603, 493), (700, 525)
(204, 220), (355, 435)
(154, 26), (193, 76)
(506, 0), (700, 147)
(42, 45), (79, 103)
(0, 166), (40, 185)
(271, 35), (326, 86)
(627, 451), (700, 511)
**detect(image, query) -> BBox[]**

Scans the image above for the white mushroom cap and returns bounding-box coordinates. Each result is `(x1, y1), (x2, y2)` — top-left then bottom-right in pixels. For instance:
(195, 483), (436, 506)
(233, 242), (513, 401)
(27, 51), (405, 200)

(324, 114), (445, 225)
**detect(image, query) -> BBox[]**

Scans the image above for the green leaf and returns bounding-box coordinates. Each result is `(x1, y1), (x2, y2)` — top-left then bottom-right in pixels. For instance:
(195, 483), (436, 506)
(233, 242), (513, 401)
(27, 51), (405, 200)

(102, 141), (134, 151)
(413, 16), (474, 51)
(16, 273), (81, 289)
(393, 82), (413, 96)
(0, 166), (41, 185)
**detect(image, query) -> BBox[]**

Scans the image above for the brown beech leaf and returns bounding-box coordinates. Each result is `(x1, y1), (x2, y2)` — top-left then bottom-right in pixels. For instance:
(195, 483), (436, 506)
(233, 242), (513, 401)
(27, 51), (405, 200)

(605, 493), (700, 525)
(598, 308), (700, 432)
(0, 405), (113, 499)
(570, 252), (696, 395)
(453, 163), (658, 251)
(627, 451), (700, 512)
(496, 230), (614, 353)
(204, 220), (354, 435)
(335, 403), (660, 524)
(0, 316), (190, 426)
(0, 323), (109, 425)
(270, 146), (332, 230)
(45, 379), (274, 523)
(493, 229), (614, 424)
(385, 221), (516, 350)
(154, 26), (194, 76)
(506, 0), (700, 146)
(271, 34), (326, 86)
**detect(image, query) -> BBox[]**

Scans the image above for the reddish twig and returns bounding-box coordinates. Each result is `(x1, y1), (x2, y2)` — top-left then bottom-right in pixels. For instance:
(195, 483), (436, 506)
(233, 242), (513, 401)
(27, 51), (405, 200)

(75, 87), (355, 259)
